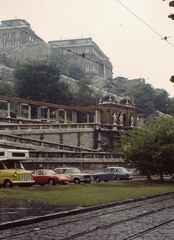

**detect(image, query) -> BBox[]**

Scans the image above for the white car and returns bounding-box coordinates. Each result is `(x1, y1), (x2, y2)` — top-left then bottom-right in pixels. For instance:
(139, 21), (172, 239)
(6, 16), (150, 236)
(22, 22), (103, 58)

(54, 167), (91, 184)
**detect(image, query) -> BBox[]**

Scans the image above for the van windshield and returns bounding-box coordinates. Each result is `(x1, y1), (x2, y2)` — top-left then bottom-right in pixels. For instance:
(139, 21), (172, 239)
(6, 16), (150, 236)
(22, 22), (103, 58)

(4, 161), (24, 169)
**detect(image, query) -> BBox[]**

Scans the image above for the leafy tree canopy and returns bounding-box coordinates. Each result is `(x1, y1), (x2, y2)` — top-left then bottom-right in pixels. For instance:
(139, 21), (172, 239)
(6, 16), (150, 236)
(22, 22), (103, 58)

(0, 80), (15, 97)
(131, 83), (156, 116)
(130, 83), (174, 116)
(170, 75), (174, 83)
(116, 117), (174, 181)
(72, 79), (99, 107)
(13, 60), (73, 105)
(68, 63), (85, 80)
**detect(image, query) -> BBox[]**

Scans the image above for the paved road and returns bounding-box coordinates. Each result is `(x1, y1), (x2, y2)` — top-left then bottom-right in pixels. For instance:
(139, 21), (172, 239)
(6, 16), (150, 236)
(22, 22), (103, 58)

(1, 193), (174, 240)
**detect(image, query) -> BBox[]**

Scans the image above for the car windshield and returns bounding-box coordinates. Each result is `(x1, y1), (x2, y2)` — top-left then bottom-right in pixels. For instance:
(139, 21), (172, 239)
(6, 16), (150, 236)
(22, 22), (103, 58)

(4, 161), (24, 169)
(119, 167), (128, 173)
(68, 168), (81, 174)
(43, 170), (56, 175)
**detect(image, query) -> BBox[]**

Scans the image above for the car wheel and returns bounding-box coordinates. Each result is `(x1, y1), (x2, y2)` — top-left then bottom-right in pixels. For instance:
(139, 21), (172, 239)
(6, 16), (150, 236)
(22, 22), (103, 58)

(3, 179), (13, 188)
(73, 178), (81, 184)
(48, 179), (55, 186)
(116, 178), (120, 181)
(95, 177), (101, 183)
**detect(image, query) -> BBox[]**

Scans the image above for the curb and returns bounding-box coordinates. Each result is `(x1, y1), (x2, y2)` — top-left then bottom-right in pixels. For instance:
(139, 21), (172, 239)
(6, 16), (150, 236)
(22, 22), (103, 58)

(1, 191), (174, 230)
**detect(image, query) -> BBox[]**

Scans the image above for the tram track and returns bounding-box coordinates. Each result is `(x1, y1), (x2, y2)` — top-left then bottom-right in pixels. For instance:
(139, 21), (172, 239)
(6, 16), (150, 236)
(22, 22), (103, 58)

(1, 193), (174, 239)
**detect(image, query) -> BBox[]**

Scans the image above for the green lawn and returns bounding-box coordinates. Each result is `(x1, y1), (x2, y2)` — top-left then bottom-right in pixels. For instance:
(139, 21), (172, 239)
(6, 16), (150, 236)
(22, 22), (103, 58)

(0, 180), (174, 207)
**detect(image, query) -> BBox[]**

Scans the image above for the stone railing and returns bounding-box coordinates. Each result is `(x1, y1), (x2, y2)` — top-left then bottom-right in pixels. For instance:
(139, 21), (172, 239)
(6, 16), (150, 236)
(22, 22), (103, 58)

(0, 133), (97, 152)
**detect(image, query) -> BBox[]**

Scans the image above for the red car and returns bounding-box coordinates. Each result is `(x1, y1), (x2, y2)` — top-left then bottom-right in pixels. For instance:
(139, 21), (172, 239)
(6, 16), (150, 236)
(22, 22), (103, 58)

(32, 169), (70, 186)
(58, 173), (70, 185)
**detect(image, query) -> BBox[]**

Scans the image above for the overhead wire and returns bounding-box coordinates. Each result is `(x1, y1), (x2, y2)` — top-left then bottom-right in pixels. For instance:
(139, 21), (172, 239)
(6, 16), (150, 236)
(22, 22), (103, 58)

(2, 21), (104, 68)
(2, 1), (174, 80)
(116, 0), (174, 48)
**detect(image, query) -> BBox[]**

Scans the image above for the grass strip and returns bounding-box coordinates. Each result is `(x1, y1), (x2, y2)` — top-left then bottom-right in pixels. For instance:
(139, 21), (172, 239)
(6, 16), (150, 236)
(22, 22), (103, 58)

(0, 180), (174, 207)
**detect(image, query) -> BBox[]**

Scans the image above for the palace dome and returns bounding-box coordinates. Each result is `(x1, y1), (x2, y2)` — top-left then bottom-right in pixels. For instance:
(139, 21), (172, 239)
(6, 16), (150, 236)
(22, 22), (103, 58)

(102, 89), (115, 102)
(120, 94), (132, 105)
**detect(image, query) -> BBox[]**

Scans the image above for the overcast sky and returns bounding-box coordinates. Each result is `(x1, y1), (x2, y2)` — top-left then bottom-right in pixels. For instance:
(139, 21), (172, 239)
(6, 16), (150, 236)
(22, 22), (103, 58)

(1, 0), (174, 97)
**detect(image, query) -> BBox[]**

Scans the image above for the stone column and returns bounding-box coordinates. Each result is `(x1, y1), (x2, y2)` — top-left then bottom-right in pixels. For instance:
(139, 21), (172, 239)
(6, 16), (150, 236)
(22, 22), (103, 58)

(17, 103), (22, 119)
(28, 105), (31, 120)
(55, 109), (59, 123)
(47, 107), (50, 122)
(72, 111), (77, 123)
(7, 101), (11, 118)
(64, 110), (67, 124)
(37, 106), (41, 121)
(87, 113), (90, 123)
(95, 109), (100, 123)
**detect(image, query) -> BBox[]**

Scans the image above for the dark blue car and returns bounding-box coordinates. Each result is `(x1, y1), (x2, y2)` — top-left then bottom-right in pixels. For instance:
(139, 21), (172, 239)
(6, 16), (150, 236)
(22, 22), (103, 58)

(92, 167), (134, 182)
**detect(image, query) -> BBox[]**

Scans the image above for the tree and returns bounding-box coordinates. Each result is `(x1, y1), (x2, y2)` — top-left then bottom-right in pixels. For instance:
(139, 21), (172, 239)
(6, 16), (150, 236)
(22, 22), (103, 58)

(116, 117), (174, 181)
(170, 75), (174, 83)
(72, 79), (99, 107)
(154, 89), (169, 114)
(131, 83), (156, 116)
(13, 60), (73, 105)
(0, 80), (15, 97)
(68, 63), (85, 80)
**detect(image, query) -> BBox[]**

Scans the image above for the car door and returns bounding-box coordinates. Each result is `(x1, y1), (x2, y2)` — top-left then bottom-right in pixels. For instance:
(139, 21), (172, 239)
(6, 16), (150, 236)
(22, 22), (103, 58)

(114, 169), (125, 180)
(102, 168), (114, 181)
(35, 170), (45, 184)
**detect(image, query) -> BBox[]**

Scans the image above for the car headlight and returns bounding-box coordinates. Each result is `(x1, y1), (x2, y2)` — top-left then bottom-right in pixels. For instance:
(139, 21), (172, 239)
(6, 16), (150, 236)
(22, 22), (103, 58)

(13, 172), (17, 177)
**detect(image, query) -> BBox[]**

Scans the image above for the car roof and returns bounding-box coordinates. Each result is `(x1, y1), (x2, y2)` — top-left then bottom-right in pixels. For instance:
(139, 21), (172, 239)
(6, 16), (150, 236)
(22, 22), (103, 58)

(106, 167), (123, 169)
(55, 167), (77, 170)
(34, 169), (54, 171)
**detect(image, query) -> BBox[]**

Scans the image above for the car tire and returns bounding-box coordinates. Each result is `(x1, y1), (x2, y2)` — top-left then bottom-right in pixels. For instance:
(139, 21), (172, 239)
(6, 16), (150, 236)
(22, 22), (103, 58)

(73, 178), (81, 184)
(95, 177), (101, 183)
(48, 179), (55, 186)
(3, 179), (13, 188)
(116, 178), (120, 181)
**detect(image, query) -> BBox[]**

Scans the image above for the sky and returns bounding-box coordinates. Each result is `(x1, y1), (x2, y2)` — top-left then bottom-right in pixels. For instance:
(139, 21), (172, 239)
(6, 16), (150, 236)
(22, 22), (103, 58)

(1, 0), (174, 97)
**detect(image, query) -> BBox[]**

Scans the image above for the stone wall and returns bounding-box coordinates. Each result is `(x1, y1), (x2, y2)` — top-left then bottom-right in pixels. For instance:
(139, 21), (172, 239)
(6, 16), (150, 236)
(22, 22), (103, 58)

(20, 130), (95, 149)
(0, 42), (52, 69)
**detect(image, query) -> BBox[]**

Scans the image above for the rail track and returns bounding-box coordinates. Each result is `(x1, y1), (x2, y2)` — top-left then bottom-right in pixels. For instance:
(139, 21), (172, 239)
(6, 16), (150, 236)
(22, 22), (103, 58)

(1, 193), (174, 239)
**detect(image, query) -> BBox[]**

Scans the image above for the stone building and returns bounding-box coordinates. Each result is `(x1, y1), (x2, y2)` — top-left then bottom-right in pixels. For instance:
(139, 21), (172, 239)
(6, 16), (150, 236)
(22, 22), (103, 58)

(49, 38), (113, 80)
(0, 19), (43, 49)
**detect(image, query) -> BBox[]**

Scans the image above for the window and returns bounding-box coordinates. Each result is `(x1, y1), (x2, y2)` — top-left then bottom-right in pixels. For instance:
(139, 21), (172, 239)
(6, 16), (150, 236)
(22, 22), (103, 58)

(85, 48), (89, 53)
(77, 48), (82, 54)
(15, 32), (20, 38)
(85, 64), (89, 71)
(15, 40), (20, 46)
(7, 41), (11, 47)
(7, 33), (11, 39)
(12, 152), (25, 157)
(0, 163), (4, 169)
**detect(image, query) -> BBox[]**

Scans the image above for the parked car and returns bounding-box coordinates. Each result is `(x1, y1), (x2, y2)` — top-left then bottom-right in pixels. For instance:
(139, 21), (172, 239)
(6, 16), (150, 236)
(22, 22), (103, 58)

(0, 149), (34, 188)
(92, 167), (134, 183)
(54, 167), (92, 184)
(57, 173), (70, 184)
(32, 169), (69, 186)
